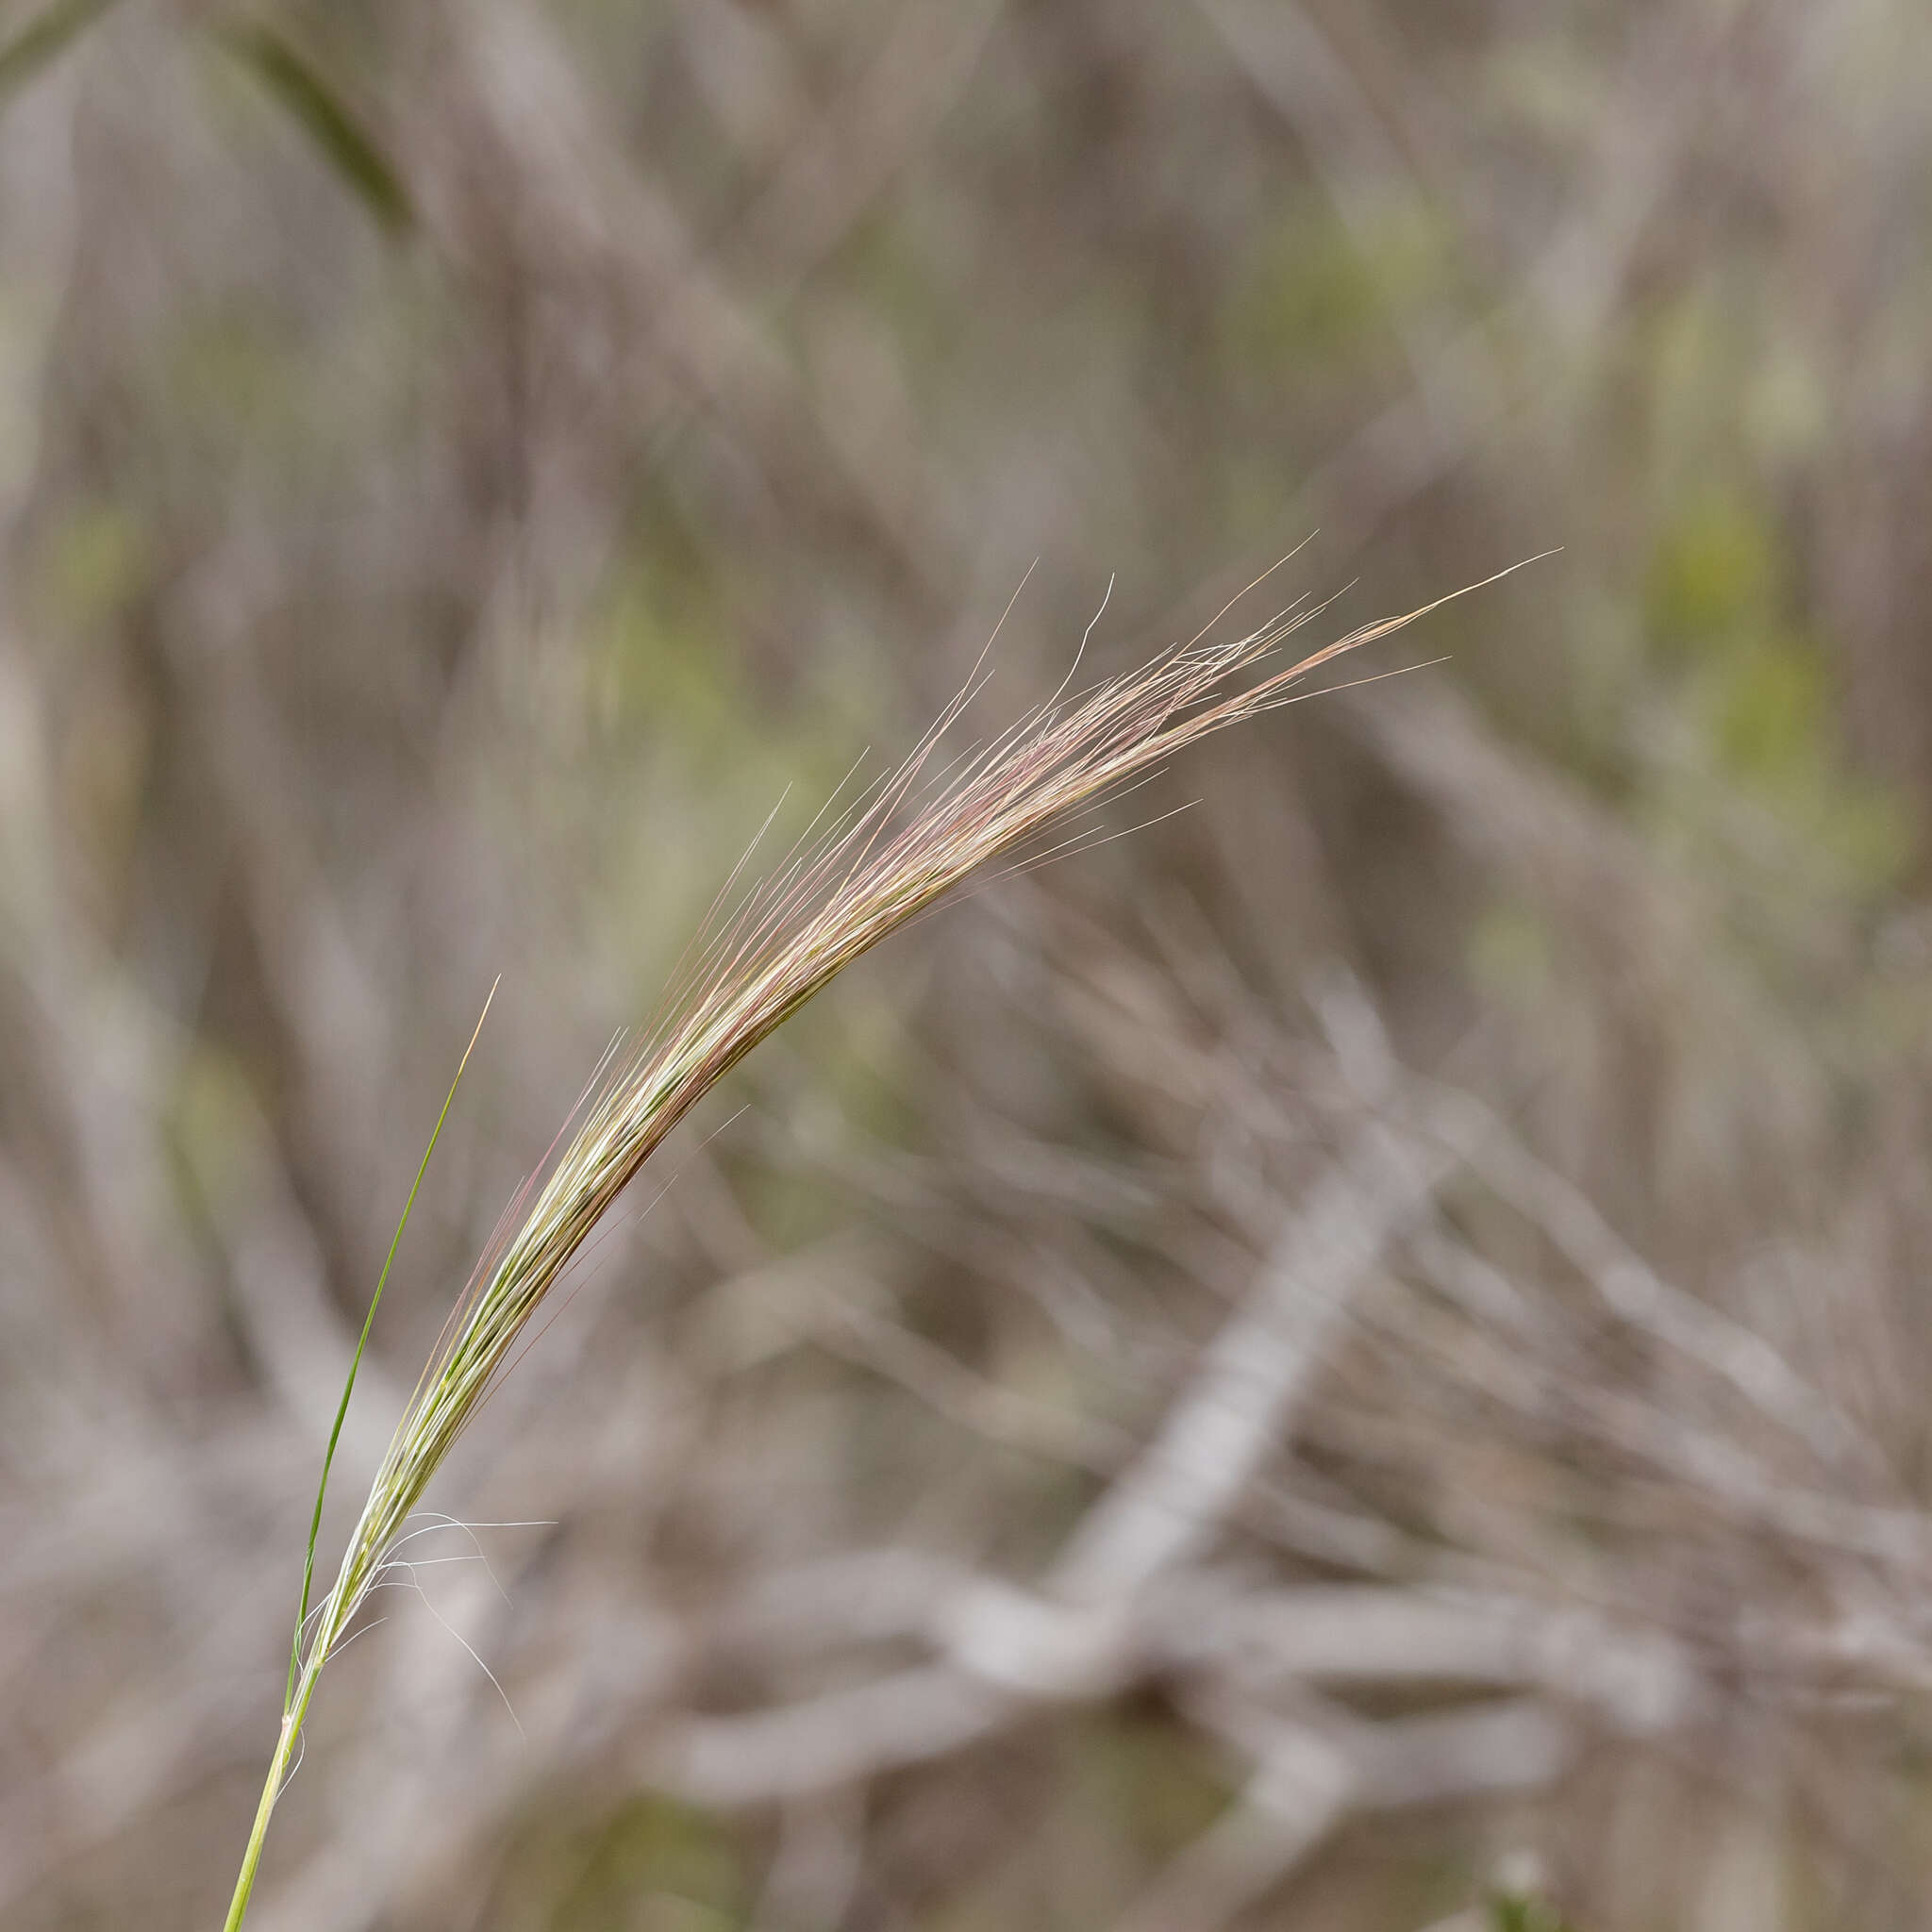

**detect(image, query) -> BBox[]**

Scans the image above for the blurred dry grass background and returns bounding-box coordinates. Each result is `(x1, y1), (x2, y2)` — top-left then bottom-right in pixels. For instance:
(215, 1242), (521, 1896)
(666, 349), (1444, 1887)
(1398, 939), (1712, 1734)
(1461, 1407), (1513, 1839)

(5, 1), (1932, 1927)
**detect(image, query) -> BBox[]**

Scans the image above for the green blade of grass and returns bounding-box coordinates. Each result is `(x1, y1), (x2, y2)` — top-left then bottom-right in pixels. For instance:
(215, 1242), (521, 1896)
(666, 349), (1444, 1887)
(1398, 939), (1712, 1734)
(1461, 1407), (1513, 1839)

(218, 21), (413, 238)
(0, 0), (123, 105)
(284, 979), (496, 1712)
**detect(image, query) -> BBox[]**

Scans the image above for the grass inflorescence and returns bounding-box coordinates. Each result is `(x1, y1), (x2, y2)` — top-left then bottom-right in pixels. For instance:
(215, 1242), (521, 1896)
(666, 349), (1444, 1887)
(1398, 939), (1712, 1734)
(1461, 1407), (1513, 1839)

(221, 559), (1533, 1927)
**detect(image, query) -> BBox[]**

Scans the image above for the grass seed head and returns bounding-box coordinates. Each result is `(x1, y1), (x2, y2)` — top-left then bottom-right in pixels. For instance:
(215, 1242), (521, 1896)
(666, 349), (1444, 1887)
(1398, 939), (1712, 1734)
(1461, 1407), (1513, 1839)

(310, 568), (1523, 1660)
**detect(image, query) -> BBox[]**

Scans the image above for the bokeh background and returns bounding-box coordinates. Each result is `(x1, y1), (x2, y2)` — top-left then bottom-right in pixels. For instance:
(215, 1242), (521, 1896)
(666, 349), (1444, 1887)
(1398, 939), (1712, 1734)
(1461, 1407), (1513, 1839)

(6, 1), (1932, 1926)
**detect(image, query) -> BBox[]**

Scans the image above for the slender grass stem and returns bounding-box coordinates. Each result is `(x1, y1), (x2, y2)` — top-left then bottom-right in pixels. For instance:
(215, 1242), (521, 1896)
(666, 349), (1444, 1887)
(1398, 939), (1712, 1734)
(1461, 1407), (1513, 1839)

(223, 1661), (321, 1932)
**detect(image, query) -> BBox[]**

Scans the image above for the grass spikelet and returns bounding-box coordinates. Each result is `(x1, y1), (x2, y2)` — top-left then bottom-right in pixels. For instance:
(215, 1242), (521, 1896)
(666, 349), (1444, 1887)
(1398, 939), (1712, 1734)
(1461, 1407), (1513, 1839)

(221, 558), (1536, 1926)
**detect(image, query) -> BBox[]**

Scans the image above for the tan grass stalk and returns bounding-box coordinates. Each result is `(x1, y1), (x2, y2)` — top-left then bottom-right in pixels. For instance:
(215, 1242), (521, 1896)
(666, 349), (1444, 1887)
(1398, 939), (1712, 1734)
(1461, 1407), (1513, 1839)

(221, 561), (1532, 1926)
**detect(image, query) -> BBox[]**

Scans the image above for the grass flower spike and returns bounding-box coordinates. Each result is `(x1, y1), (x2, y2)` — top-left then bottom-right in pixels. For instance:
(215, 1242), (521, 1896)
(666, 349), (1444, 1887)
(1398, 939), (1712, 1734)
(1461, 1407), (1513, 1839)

(222, 560), (1532, 1927)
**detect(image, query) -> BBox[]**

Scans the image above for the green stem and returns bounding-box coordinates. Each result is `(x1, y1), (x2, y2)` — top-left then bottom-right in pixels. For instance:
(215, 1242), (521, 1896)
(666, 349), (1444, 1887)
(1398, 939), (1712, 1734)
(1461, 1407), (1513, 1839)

(223, 1663), (321, 1932)
(225, 985), (496, 1926)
